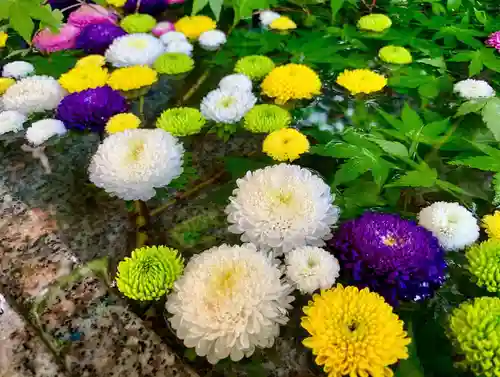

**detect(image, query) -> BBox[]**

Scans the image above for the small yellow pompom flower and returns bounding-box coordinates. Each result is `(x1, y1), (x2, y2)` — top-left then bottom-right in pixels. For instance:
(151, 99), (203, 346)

(106, 0), (126, 7)
(261, 64), (321, 104)
(76, 55), (106, 68)
(482, 211), (500, 239)
(379, 45), (412, 64)
(59, 65), (109, 93)
(107, 66), (158, 91)
(336, 69), (387, 95)
(175, 16), (216, 39)
(0, 78), (15, 95)
(302, 285), (410, 377)
(106, 113), (141, 134)
(263, 128), (309, 162)
(270, 16), (297, 30)
(0, 32), (8, 48)
(357, 13), (392, 32)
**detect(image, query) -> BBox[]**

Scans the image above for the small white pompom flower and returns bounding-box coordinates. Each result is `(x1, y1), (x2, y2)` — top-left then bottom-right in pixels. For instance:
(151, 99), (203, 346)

(0, 110), (27, 135)
(25, 119), (67, 146)
(226, 164), (340, 253)
(166, 243), (294, 364)
(198, 30), (226, 51)
(2, 76), (66, 114)
(200, 88), (256, 124)
(260, 10), (281, 26)
(88, 129), (184, 201)
(160, 31), (188, 45)
(165, 40), (193, 56)
(2, 61), (35, 79)
(285, 246), (340, 294)
(218, 74), (252, 92)
(418, 201), (479, 251)
(453, 79), (495, 100)
(105, 34), (165, 67)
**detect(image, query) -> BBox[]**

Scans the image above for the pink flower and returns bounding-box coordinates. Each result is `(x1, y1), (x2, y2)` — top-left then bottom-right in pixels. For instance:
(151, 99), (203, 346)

(32, 24), (81, 53)
(152, 22), (175, 37)
(486, 31), (500, 52)
(165, 0), (185, 4)
(68, 4), (117, 28)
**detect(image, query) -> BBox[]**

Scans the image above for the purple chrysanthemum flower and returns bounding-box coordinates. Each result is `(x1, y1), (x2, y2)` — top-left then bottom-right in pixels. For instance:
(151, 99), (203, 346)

(486, 31), (500, 52)
(123, 0), (167, 15)
(328, 212), (446, 305)
(57, 86), (128, 132)
(76, 22), (127, 54)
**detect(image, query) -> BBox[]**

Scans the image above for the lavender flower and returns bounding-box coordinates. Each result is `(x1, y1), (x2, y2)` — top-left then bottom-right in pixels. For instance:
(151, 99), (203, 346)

(123, 0), (167, 15)
(76, 22), (127, 54)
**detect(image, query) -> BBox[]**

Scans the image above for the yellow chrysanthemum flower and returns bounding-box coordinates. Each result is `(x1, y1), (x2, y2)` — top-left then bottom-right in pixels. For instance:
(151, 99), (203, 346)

(107, 66), (158, 91)
(270, 16), (297, 30)
(302, 285), (410, 377)
(0, 78), (15, 95)
(263, 128), (309, 161)
(357, 14), (392, 32)
(482, 211), (500, 239)
(336, 69), (387, 95)
(379, 45), (412, 64)
(76, 55), (106, 68)
(0, 32), (8, 48)
(261, 63), (321, 104)
(106, 0), (126, 7)
(175, 16), (216, 39)
(59, 65), (109, 93)
(106, 113), (141, 134)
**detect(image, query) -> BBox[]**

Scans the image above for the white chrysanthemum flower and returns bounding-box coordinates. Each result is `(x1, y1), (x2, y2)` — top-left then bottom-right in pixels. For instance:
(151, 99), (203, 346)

(2, 76), (65, 114)
(259, 10), (280, 26)
(25, 119), (67, 146)
(2, 61), (35, 79)
(218, 74), (252, 92)
(453, 79), (495, 100)
(165, 40), (193, 56)
(198, 29), (227, 51)
(0, 110), (27, 135)
(285, 246), (340, 294)
(166, 243), (294, 364)
(88, 129), (183, 201)
(160, 31), (188, 45)
(418, 201), (479, 251)
(226, 164), (340, 253)
(105, 33), (165, 67)
(200, 89), (256, 124)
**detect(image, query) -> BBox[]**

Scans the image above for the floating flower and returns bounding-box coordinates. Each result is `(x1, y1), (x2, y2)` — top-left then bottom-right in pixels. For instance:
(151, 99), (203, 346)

(329, 212), (446, 304)
(243, 104), (291, 133)
(165, 40), (193, 56)
(156, 107), (205, 136)
(2, 76), (66, 114)
(175, 15), (216, 39)
(198, 30), (227, 51)
(0, 32), (7, 47)
(123, 0), (167, 15)
(482, 211), (500, 239)
(263, 128), (310, 161)
(0, 111), (26, 135)
(301, 285), (410, 377)
(2, 61), (35, 79)
(466, 239), (500, 292)
(59, 65), (109, 93)
(107, 66), (157, 91)
(449, 297), (500, 377)
(259, 10), (281, 26)
(261, 64), (321, 104)
(0, 78), (15, 95)
(152, 22), (175, 37)
(270, 16), (297, 30)
(166, 243), (294, 364)
(486, 31), (500, 52)
(417, 202), (479, 251)
(57, 86), (128, 132)
(68, 4), (117, 28)
(379, 45), (412, 64)
(453, 79), (495, 99)
(200, 89), (256, 124)
(357, 14), (392, 32)
(106, 113), (141, 134)
(160, 31), (188, 45)
(219, 74), (252, 92)
(226, 164), (340, 253)
(89, 128), (183, 200)
(76, 22), (127, 54)
(75, 55), (106, 68)
(116, 246), (184, 301)
(25, 119), (67, 146)
(105, 33), (165, 67)
(336, 69), (387, 95)
(285, 246), (340, 294)
(33, 23), (80, 53)
(120, 13), (156, 33)
(153, 53), (194, 74)
(235, 55), (275, 80)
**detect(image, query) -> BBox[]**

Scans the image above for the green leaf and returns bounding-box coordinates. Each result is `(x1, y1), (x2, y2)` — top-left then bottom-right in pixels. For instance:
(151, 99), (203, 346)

(9, 3), (35, 43)
(422, 118), (450, 139)
(29, 5), (62, 31)
(394, 320), (425, 377)
(474, 9), (488, 25)
(209, 0), (223, 20)
(446, 0), (461, 12)
(372, 139), (409, 158)
(468, 51), (483, 76)
(417, 57), (446, 70)
(192, 0), (209, 14)
(386, 163), (437, 188)
(309, 144), (359, 158)
(371, 159), (392, 187)
(224, 156), (271, 179)
(333, 157), (373, 186)
(455, 99), (487, 117)
(330, 0), (344, 23)
(418, 79), (440, 99)
(402, 103), (424, 132)
(377, 109), (405, 131)
(449, 156), (500, 171)
(0, 1), (11, 20)
(448, 51), (473, 62)
(482, 97), (500, 141)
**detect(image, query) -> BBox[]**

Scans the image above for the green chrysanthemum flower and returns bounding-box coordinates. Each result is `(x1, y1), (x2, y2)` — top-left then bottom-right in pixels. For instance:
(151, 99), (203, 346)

(235, 55), (275, 80)
(156, 107), (205, 136)
(153, 53), (195, 75)
(243, 104), (291, 133)
(449, 297), (500, 377)
(357, 14), (392, 32)
(378, 46), (412, 65)
(467, 239), (500, 292)
(120, 14), (157, 33)
(116, 246), (184, 301)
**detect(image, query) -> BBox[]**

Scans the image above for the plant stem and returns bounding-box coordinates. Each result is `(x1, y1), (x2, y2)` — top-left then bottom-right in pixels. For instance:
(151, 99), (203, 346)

(134, 200), (149, 248)
(138, 95), (145, 122)
(176, 69), (211, 106)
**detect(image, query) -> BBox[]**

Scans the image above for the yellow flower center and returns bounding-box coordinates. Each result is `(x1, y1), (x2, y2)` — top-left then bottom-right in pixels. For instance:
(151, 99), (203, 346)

(128, 140), (145, 162)
(128, 39), (148, 49)
(383, 235), (397, 246)
(218, 96), (235, 108)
